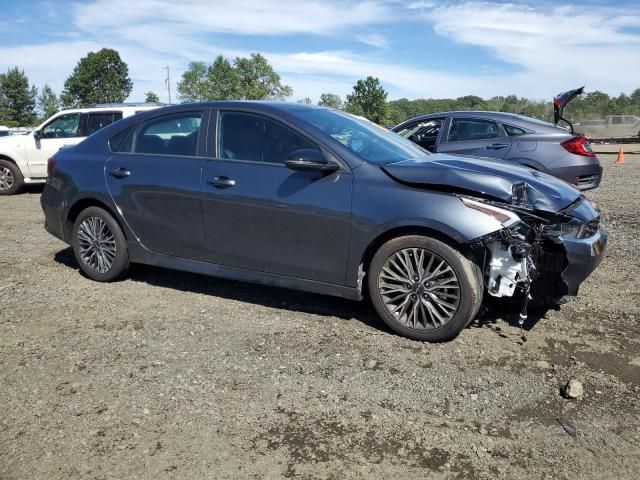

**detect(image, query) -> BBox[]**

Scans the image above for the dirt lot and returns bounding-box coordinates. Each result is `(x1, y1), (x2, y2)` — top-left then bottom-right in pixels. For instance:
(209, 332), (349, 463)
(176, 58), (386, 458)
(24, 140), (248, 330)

(1, 146), (639, 479)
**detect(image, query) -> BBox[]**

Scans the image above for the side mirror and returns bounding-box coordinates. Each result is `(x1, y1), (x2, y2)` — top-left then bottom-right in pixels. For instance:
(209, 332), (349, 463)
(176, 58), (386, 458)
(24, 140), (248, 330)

(33, 130), (41, 140)
(284, 149), (339, 173)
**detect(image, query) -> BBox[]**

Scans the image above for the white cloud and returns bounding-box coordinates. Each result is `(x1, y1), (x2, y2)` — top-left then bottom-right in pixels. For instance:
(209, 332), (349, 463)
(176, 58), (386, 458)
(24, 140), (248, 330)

(422, 1), (640, 96)
(356, 33), (390, 49)
(73, 0), (392, 36)
(1, 0), (640, 105)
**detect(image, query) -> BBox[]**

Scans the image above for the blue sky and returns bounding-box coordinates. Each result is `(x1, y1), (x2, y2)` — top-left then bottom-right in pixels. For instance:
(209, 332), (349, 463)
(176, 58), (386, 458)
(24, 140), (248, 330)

(1, 0), (639, 103)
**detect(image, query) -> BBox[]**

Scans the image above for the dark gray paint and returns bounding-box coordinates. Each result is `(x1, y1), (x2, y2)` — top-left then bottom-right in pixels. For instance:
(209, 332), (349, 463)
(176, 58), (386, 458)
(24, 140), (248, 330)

(41, 101), (605, 302)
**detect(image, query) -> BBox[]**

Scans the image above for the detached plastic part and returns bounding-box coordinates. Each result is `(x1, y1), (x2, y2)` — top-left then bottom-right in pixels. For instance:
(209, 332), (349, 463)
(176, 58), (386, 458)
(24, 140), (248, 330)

(487, 242), (528, 297)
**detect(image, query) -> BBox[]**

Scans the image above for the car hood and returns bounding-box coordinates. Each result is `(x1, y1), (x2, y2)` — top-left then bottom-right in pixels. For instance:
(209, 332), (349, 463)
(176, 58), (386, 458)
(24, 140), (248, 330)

(381, 154), (581, 213)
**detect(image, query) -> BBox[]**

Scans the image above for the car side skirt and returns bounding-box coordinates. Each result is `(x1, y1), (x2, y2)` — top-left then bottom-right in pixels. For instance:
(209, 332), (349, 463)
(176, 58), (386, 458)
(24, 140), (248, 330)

(128, 242), (363, 301)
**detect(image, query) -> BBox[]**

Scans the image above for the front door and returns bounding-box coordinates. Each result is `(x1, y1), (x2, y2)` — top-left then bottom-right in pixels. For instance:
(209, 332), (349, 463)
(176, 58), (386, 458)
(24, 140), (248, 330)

(436, 117), (512, 159)
(201, 110), (353, 285)
(29, 113), (83, 177)
(105, 110), (207, 260)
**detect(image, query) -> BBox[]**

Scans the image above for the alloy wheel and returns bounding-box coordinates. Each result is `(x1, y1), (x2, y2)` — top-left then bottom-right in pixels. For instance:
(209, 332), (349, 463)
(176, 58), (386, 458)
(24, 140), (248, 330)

(378, 247), (460, 329)
(0, 166), (14, 191)
(77, 216), (117, 273)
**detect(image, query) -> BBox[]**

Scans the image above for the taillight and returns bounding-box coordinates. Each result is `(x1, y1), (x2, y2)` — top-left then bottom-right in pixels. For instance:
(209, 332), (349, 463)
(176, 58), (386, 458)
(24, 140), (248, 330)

(47, 157), (56, 174)
(561, 136), (595, 157)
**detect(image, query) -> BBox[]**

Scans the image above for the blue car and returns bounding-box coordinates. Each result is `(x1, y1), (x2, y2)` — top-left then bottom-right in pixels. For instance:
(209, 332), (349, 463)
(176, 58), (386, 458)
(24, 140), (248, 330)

(41, 102), (607, 341)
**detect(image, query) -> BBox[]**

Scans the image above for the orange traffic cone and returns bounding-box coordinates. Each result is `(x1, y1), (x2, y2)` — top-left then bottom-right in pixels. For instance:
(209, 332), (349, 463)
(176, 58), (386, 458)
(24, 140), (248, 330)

(616, 147), (624, 164)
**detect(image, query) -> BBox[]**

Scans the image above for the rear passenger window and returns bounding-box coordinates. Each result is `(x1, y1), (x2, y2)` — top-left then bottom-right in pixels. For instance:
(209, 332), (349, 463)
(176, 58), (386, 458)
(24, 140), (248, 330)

(503, 124), (526, 136)
(133, 113), (202, 156)
(218, 111), (317, 164)
(86, 112), (123, 136)
(447, 118), (501, 142)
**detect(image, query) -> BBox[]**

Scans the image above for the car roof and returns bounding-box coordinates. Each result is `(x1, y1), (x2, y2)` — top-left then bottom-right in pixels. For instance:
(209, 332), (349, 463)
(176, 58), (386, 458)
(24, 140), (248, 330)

(55, 103), (164, 115)
(396, 110), (560, 132)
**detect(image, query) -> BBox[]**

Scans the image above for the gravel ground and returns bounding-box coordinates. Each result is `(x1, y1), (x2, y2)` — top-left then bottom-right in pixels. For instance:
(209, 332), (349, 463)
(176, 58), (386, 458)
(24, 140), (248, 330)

(1, 147), (639, 479)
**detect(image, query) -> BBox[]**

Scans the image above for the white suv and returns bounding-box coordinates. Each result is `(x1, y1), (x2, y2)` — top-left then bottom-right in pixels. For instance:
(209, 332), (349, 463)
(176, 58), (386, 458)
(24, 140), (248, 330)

(0, 103), (163, 195)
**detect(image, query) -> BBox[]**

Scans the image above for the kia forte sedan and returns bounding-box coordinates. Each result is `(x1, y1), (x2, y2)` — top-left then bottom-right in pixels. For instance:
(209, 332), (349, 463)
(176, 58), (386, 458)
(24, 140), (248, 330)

(41, 102), (607, 341)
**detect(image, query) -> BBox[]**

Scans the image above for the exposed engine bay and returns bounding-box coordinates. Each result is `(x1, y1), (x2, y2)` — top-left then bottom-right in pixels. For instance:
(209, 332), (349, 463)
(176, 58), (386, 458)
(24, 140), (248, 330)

(460, 182), (607, 326)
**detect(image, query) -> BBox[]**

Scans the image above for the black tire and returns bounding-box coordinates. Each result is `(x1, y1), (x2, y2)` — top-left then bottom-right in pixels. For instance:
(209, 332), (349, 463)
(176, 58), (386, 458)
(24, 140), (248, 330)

(71, 206), (129, 282)
(368, 235), (483, 342)
(0, 159), (24, 195)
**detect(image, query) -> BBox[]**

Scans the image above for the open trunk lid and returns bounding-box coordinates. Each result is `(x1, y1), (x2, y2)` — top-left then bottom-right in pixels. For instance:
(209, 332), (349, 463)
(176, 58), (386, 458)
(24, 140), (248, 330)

(554, 86), (584, 131)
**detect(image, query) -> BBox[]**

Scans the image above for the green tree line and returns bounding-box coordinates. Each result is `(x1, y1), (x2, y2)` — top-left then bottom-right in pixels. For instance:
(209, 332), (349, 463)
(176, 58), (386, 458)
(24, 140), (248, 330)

(2, 46), (640, 128)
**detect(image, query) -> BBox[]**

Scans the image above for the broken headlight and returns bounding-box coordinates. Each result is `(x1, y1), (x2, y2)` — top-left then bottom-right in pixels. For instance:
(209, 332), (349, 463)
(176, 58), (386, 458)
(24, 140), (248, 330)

(543, 217), (600, 239)
(460, 197), (521, 228)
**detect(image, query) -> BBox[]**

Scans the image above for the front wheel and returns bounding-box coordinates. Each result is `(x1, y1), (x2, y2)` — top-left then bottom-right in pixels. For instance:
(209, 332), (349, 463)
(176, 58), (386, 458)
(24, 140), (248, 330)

(368, 235), (482, 342)
(72, 206), (130, 282)
(0, 160), (24, 195)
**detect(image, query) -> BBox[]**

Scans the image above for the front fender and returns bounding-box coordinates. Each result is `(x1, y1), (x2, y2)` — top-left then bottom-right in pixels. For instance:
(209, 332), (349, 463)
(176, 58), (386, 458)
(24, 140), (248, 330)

(346, 165), (508, 288)
(0, 147), (30, 176)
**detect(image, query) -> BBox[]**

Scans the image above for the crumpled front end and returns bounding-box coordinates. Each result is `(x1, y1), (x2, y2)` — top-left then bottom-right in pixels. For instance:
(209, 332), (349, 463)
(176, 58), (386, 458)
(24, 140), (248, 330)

(462, 189), (607, 316)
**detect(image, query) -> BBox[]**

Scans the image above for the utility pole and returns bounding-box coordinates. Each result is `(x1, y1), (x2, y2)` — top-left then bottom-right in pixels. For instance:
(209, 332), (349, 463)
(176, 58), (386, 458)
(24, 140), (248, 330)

(163, 66), (171, 104)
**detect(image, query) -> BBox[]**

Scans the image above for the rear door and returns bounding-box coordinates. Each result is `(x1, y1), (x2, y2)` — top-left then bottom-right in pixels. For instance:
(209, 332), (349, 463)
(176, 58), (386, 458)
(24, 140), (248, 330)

(83, 111), (123, 136)
(436, 117), (512, 159)
(105, 110), (207, 260)
(201, 110), (352, 285)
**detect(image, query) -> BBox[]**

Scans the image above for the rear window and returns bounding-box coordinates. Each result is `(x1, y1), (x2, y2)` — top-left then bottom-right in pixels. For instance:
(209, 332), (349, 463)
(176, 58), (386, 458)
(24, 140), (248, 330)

(132, 113), (202, 156)
(503, 124), (527, 136)
(85, 112), (123, 136)
(447, 118), (501, 142)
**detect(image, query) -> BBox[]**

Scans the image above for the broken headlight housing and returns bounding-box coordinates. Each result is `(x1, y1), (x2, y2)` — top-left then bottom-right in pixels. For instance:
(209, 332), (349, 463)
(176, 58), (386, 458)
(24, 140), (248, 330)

(542, 217), (600, 239)
(460, 197), (521, 227)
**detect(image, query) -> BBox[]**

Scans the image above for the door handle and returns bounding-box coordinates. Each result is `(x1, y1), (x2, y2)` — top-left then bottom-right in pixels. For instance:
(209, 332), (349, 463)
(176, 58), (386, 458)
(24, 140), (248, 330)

(207, 176), (236, 189)
(486, 143), (509, 150)
(109, 167), (131, 179)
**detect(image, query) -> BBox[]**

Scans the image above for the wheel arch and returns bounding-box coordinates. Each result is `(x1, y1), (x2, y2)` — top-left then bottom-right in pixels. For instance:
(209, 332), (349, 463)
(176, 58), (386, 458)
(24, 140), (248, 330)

(360, 225), (479, 283)
(65, 197), (127, 243)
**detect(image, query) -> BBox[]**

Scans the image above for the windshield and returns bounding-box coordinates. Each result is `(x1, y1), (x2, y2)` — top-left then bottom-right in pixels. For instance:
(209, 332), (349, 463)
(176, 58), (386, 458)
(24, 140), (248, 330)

(289, 108), (428, 164)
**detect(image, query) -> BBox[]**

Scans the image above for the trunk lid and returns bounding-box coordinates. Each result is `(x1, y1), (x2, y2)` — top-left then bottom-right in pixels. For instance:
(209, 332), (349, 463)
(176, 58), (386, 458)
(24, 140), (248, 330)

(554, 86), (584, 128)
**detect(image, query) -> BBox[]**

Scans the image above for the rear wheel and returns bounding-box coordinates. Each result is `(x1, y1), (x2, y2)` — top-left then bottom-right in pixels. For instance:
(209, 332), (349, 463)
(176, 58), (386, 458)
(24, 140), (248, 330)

(0, 160), (24, 195)
(368, 235), (482, 342)
(72, 206), (129, 282)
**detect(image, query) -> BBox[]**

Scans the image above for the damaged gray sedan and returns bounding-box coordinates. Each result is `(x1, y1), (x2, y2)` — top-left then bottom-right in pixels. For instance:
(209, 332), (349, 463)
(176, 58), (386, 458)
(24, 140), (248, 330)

(41, 102), (607, 342)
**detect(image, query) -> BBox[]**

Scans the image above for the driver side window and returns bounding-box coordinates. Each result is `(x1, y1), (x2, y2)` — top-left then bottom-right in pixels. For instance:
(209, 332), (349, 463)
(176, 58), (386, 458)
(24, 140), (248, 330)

(218, 111), (318, 164)
(42, 114), (81, 139)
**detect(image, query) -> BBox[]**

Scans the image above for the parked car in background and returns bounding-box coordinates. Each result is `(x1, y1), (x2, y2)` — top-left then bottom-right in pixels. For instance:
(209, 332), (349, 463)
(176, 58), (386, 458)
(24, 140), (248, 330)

(575, 115), (640, 140)
(42, 102), (606, 342)
(0, 102), (164, 195)
(393, 110), (602, 190)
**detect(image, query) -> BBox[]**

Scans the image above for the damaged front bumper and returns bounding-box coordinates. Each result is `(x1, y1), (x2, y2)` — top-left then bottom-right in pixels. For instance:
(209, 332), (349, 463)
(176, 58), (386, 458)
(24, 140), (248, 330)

(463, 193), (607, 307)
(557, 226), (607, 297)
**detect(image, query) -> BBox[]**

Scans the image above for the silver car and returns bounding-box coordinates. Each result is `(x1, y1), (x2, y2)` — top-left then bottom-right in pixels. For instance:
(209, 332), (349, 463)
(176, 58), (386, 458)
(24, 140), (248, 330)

(393, 88), (602, 190)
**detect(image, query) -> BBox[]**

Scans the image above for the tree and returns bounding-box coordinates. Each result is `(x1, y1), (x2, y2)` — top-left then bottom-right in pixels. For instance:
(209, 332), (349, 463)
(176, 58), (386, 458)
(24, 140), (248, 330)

(234, 53), (293, 100)
(0, 67), (38, 126)
(61, 48), (133, 108)
(297, 97), (312, 104)
(207, 55), (241, 100)
(145, 91), (160, 103)
(37, 84), (59, 121)
(345, 76), (388, 124)
(318, 93), (343, 109)
(177, 53), (291, 102)
(177, 61), (209, 102)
